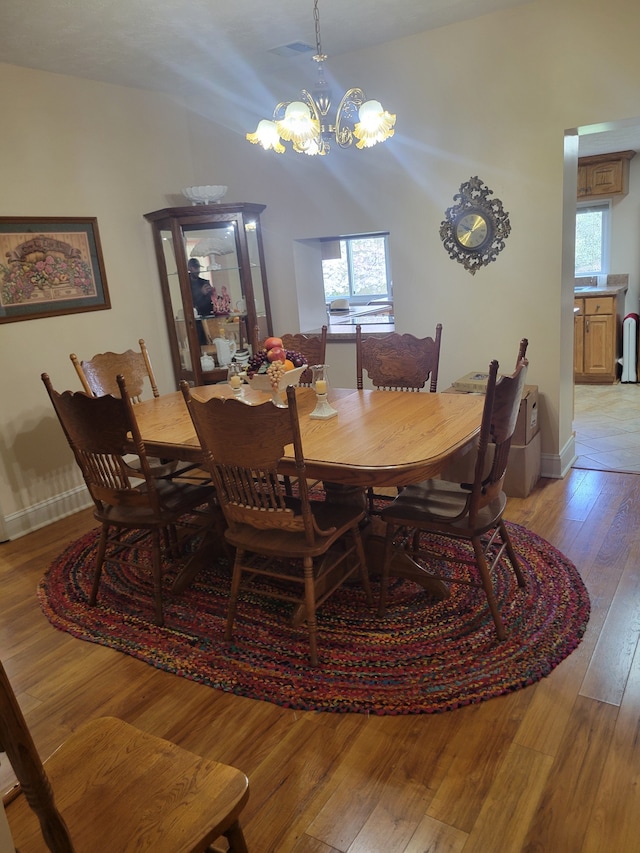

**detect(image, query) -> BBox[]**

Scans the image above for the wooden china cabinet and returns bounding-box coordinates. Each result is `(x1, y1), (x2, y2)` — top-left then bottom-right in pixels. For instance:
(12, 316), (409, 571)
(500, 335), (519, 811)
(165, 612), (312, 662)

(144, 203), (273, 385)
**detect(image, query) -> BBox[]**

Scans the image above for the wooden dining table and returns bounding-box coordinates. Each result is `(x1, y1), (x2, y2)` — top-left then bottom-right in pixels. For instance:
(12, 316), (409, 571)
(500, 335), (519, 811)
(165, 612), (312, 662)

(133, 384), (484, 599)
(134, 385), (484, 487)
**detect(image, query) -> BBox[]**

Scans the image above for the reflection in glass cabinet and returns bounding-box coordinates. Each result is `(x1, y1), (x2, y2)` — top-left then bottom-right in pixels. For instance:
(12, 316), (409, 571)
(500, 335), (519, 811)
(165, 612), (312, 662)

(144, 203), (272, 386)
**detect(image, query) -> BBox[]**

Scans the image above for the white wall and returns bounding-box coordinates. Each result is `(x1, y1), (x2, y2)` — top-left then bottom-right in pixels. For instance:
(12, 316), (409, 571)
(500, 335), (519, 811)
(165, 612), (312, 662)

(3, 0), (640, 537)
(0, 63), (196, 536)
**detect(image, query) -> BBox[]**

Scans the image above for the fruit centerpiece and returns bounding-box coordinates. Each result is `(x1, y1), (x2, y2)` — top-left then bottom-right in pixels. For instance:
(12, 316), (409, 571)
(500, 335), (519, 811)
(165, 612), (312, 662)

(245, 336), (307, 405)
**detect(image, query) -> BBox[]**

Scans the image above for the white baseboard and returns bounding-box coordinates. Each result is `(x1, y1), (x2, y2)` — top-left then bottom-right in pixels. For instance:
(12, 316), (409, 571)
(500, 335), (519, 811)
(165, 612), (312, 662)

(3, 486), (92, 541)
(541, 433), (576, 480)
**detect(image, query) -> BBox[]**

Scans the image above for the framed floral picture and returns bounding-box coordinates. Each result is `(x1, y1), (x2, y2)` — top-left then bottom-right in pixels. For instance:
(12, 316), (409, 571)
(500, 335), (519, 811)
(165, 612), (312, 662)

(0, 217), (110, 324)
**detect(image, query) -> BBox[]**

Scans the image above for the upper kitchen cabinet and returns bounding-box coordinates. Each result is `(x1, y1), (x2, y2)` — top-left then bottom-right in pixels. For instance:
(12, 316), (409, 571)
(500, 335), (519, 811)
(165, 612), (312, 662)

(144, 203), (273, 386)
(577, 150), (636, 200)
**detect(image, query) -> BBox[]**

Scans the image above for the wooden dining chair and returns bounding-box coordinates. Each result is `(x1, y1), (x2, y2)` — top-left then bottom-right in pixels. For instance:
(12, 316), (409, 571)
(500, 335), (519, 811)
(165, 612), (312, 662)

(356, 323), (443, 391)
(356, 323), (443, 514)
(70, 338), (159, 403)
(42, 372), (219, 626)
(253, 326), (328, 386)
(70, 339), (199, 480)
(251, 325), (328, 495)
(280, 327), (328, 385)
(181, 383), (373, 667)
(378, 348), (529, 640)
(0, 659), (249, 852)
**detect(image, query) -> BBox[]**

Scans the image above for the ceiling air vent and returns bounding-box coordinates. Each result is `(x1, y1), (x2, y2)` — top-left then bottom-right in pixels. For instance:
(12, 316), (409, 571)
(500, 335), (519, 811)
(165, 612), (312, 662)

(268, 42), (315, 58)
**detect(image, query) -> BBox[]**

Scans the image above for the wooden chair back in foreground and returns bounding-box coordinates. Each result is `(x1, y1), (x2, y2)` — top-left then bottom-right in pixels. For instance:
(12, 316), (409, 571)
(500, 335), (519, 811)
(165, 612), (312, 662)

(0, 658), (250, 853)
(70, 338), (158, 403)
(378, 348), (529, 640)
(181, 383), (373, 667)
(42, 372), (218, 626)
(356, 323), (443, 391)
(254, 326), (328, 386)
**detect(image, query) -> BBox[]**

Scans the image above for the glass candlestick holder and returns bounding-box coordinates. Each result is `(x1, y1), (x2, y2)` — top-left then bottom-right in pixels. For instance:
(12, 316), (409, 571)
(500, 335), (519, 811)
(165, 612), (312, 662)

(227, 362), (245, 397)
(310, 364), (337, 419)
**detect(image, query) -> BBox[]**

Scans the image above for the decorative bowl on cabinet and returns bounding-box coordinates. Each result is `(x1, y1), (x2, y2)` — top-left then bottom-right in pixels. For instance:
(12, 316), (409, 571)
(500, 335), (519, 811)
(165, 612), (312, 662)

(182, 185), (228, 204)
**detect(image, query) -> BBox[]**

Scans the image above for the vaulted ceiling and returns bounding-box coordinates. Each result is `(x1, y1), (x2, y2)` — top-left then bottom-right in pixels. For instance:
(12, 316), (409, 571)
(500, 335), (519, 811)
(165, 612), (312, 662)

(0, 0), (529, 98)
(2, 0), (638, 154)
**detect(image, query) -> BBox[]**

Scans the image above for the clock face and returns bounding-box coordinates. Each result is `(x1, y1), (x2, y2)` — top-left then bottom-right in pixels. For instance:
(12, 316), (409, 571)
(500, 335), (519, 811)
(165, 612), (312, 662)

(455, 211), (489, 249)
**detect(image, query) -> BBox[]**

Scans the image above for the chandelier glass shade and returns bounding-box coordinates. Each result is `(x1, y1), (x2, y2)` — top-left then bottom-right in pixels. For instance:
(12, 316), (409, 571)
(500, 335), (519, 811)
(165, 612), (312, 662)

(246, 0), (396, 156)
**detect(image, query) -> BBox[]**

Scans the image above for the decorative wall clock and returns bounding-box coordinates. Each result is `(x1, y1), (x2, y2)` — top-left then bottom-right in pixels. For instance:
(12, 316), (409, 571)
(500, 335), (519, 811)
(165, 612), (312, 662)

(439, 176), (511, 275)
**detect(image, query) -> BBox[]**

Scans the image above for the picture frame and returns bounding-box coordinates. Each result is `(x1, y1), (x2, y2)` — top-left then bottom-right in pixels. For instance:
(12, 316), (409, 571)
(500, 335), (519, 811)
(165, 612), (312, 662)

(0, 217), (110, 323)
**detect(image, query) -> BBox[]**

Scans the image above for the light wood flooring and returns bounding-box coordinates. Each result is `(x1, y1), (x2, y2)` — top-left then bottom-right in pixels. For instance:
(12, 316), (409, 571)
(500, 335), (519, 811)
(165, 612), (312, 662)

(574, 382), (640, 473)
(3, 468), (640, 852)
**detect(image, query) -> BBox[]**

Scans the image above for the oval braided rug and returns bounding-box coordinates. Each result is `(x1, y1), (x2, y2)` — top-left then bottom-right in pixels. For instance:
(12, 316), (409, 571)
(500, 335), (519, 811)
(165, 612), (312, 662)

(38, 522), (589, 715)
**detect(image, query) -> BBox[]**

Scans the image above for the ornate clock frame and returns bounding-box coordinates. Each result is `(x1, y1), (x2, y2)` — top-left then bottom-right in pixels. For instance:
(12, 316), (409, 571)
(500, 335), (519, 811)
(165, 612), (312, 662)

(440, 176), (511, 275)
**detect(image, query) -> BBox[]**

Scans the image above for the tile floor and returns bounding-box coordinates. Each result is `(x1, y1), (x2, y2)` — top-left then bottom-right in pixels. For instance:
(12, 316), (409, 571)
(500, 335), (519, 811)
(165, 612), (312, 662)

(573, 383), (640, 473)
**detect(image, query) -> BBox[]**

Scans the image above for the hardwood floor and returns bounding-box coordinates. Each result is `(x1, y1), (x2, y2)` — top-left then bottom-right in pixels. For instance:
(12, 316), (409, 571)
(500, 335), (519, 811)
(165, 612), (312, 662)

(2, 469), (640, 852)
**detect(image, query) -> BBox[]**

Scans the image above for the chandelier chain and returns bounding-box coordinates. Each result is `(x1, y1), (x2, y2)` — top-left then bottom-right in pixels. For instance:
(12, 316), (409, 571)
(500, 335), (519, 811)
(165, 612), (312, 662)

(313, 0), (326, 61)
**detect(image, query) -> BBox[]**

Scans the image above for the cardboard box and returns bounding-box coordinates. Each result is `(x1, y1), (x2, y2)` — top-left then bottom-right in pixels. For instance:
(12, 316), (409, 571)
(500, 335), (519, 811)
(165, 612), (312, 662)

(452, 371), (495, 393)
(439, 431), (541, 499)
(512, 385), (539, 446)
(445, 383), (540, 447)
(503, 432), (541, 498)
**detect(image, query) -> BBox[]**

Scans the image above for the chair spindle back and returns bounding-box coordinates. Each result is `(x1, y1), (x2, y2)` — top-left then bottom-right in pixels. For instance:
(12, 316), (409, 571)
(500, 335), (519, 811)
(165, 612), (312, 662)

(468, 355), (528, 519)
(42, 373), (158, 513)
(182, 384), (321, 543)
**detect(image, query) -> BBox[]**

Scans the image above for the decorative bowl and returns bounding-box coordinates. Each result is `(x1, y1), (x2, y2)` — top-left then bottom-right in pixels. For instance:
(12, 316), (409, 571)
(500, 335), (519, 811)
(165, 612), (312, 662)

(191, 235), (234, 256)
(245, 365), (306, 407)
(182, 185), (228, 205)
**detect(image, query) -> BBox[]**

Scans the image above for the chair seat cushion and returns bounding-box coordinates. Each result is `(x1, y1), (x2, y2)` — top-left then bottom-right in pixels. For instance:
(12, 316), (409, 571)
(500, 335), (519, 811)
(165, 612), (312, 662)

(380, 478), (506, 536)
(98, 481), (215, 526)
(224, 497), (365, 558)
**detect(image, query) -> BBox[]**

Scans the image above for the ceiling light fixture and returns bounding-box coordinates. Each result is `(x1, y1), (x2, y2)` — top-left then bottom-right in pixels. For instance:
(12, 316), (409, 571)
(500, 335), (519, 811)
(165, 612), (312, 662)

(246, 0), (396, 156)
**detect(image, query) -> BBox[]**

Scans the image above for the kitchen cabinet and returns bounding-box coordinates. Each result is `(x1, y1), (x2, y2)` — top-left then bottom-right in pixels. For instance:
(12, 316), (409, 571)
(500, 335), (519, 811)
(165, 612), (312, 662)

(574, 289), (626, 383)
(144, 203), (272, 386)
(577, 150), (635, 200)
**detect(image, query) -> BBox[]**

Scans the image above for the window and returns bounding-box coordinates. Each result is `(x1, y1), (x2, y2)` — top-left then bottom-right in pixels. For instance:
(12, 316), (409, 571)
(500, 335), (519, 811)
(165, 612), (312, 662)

(575, 202), (610, 276)
(321, 233), (391, 305)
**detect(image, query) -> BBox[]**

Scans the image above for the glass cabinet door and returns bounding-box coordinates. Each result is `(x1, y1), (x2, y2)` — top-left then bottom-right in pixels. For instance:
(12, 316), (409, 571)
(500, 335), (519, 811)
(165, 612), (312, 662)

(245, 220), (269, 345)
(185, 221), (245, 353)
(157, 227), (192, 372)
(145, 203), (272, 386)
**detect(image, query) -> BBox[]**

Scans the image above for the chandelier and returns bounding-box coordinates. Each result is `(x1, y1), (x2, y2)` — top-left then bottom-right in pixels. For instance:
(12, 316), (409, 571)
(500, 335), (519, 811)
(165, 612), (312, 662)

(246, 0), (396, 156)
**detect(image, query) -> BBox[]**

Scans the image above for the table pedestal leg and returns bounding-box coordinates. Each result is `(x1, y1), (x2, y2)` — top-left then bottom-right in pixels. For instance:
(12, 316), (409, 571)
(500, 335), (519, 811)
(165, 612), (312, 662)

(171, 514), (227, 594)
(289, 483), (449, 626)
(364, 534), (450, 600)
(322, 482), (368, 514)
(322, 483), (449, 599)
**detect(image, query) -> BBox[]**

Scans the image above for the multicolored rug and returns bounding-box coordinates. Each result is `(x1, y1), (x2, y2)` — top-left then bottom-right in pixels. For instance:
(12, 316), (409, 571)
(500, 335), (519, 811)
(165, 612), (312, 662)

(38, 523), (589, 715)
